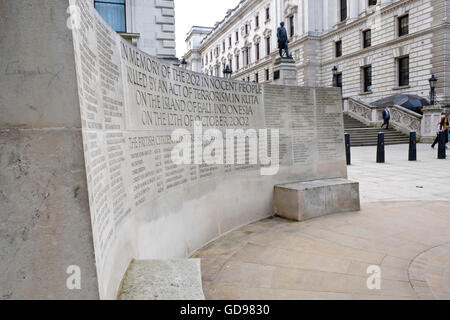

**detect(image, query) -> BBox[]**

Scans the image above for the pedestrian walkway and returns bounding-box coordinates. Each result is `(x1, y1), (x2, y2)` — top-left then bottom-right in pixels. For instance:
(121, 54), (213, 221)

(192, 144), (450, 300)
(348, 143), (450, 203)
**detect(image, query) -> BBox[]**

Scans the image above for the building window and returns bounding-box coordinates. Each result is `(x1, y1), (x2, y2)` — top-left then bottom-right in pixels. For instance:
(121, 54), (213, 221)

(340, 0), (347, 22)
(266, 37), (271, 56)
(255, 73), (259, 83)
(235, 54), (240, 70)
(368, 0), (377, 6)
(223, 41), (226, 52)
(398, 56), (409, 86)
(255, 43), (260, 60)
(398, 14), (409, 37)
(363, 29), (371, 48)
(266, 7), (270, 21)
(289, 15), (295, 38)
(362, 66), (372, 92)
(229, 36), (232, 48)
(244, 47), (250, 66)
(335, 40), (342, 57)
(247, 76), (250, 82)
(265, 69), (270, 81)
(94, 0), (126, 32)
(236, 31), (239, 42)
(336, 73), (343, 88)
(255, 15), (259, 28)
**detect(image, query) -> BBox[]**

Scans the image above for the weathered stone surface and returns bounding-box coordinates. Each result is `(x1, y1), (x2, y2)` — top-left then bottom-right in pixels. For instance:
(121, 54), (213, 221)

(0, 0), (98, 300)
(274, 179), (360, 221)
(118, 260), (205, 300)
(0, 0), (349, 300)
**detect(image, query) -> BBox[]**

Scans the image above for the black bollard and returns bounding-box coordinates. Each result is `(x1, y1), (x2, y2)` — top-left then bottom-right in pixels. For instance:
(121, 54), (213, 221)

(345, 133), (351, 165)
(409, 132), (417, 161)
(377, 132), (385, 163)
(438, 131), (446, 159)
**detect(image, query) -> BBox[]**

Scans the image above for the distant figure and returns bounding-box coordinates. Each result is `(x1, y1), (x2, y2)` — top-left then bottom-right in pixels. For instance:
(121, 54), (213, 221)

(277, 22), (291, 58)
(444, 114), (450, 149)
(431, 116), (446, 149)
(381, 106), (391, 129)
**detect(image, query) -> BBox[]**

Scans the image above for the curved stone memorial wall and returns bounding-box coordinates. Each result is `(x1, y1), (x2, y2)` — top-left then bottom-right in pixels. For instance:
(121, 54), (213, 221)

(71, 0), (346, 299)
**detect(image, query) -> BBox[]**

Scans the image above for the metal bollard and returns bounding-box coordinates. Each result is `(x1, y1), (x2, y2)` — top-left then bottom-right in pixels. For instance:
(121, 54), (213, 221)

(377, 132), (385, 163)
(409, 132), (417, 161)
(438, 131), (446, 159)
(345, 133), (351, 165)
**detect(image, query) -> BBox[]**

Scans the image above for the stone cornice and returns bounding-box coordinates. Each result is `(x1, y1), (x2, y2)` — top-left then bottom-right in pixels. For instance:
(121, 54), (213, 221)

(200, 0), (419, 51)
(230, 21), (448, 79)
(200, 0), (262, 49)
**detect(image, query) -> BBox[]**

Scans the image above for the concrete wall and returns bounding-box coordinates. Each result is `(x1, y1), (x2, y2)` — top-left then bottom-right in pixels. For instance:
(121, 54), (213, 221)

(0, 0), (98, 299)
(1, 0), (347, 300)
(72, 0), (347, 299)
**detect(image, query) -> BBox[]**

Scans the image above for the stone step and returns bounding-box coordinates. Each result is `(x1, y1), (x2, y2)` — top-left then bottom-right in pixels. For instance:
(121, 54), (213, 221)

(118, 260), (205, 300)
(343, 113), (410, 147)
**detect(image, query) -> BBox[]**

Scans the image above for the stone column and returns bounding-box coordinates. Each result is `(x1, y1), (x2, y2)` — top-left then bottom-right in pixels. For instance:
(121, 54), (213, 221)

(349, 0), (360, 21)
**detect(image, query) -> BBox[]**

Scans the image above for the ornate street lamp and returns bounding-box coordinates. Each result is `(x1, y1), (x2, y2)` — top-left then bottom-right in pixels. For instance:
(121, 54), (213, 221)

(429, 74), (438, 105)
(180, 58), (187, 69)
(223, 65), (232, 79)
(332, 66), (338, 87)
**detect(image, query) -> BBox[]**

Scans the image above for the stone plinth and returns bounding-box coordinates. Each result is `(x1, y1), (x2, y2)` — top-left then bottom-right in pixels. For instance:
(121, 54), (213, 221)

(421, 106), (443, 143)
(273, 57), (297, 86)
(118, 260), (205, 300)
(274, 179), (360, 222)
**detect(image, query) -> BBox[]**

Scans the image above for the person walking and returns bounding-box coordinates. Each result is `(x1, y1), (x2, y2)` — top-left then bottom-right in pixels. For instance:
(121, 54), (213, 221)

(431, 116), (445, 149)
(444, 114), (450, 149)
(381, 106), (391, 129)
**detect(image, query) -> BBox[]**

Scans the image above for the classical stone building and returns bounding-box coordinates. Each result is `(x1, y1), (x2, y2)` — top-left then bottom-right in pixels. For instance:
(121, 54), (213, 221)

(184, 0), (450, 105)
(94, 0), (177, 61)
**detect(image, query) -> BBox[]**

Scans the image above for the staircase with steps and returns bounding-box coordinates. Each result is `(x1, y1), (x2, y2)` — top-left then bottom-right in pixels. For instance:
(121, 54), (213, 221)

(344, 114), (410, 147)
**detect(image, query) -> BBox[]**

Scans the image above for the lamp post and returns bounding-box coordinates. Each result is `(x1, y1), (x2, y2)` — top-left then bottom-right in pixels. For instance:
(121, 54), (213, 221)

(332, 66), (338, 87)
(180, 58), (187, 70)
(429, 74), (438, 105)
(223, 65), (232, 79)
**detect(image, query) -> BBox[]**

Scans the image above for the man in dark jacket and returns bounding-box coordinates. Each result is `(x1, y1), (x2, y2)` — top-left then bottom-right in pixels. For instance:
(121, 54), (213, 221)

(381, 106), (391, 129)
(277, 22), (291, 58)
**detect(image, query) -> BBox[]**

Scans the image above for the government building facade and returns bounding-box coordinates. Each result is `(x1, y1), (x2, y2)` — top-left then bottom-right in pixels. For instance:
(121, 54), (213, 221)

(183, 0), (450, 106)
(93, 0), (177, 62)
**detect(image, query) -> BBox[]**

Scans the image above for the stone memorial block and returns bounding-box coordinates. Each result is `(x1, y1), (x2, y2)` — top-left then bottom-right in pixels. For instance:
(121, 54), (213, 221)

(274, 179), (360, 222)
(0, 0), (352, 299)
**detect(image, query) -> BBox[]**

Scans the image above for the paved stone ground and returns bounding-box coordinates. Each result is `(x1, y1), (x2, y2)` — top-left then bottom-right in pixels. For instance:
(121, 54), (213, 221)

(192, 144), (450, 300)
(348, 143), (450, 203)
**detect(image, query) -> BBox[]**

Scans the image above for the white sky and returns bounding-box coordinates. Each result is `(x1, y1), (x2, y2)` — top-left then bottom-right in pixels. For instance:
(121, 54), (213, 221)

(174, 0), (241, 58)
